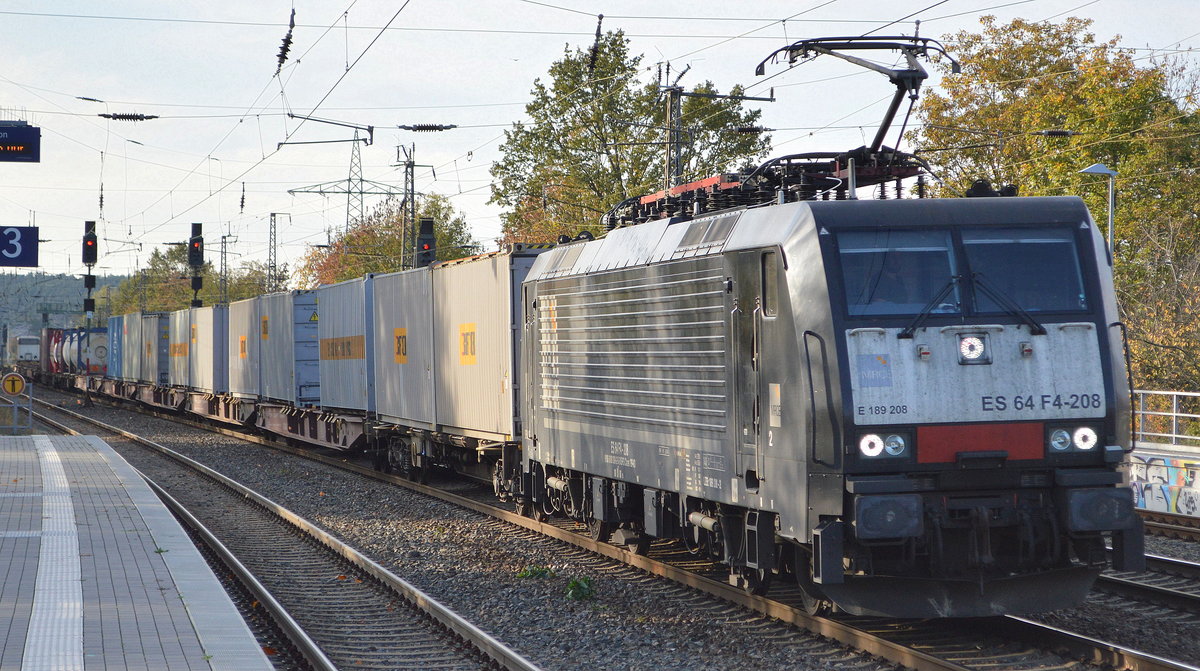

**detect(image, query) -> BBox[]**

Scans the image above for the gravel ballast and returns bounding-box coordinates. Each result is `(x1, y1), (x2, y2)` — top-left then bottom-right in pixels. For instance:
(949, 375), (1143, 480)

(52, 397), (894, 671)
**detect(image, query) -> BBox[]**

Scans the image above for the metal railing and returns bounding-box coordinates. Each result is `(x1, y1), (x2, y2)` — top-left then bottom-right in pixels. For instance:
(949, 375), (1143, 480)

(1134, 389), (1200, 449)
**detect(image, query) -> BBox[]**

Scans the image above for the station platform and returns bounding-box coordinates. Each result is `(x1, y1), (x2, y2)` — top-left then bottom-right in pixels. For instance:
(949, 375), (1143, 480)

(0, 434), (272, 670)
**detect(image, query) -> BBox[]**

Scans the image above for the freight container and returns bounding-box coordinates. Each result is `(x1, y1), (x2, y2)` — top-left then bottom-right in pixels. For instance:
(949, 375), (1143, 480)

(317, 276), (374, 412)
(168, 309), (191, 388)
(227, 298), (260, 398)
(39, 327), (61, 374)
(189, 305), (228, 394)
(120, 311), (143, 382)
(372, 268), (434, 429)
(63, 331), (79, 372)
(432, 246), (547, 440)
(107, 316), (124, 380)
(139, 313), (169, 386)
(75, 328), (107, 374)
(259, 291), (320, 405)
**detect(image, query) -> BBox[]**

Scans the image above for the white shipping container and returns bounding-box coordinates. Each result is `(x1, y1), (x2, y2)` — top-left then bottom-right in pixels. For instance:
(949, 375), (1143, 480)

(259, 291), (320, 405)
(372, 268), (434, 429)
(432, 247), (547, 440)
(317, 276), (374, 412)
(121, 311), (144, 382)
(168, 309), (191, 388)
(140, 313), (169, 386)
(227, 298), (261, 398)
(190, 306), (228, 394)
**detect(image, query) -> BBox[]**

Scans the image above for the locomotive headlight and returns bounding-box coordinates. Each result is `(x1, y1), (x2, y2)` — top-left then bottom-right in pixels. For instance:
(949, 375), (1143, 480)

(883, 434), (907, 456)
(957, 334), (991, 365)
(1049, 429), (1072, 451)
(859, 434), (884, 457)
(1073, 426), (1098, 450)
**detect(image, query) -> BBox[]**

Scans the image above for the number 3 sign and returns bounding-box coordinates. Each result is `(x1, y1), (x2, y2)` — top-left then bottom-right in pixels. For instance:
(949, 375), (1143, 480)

(0, 227), (37, 267)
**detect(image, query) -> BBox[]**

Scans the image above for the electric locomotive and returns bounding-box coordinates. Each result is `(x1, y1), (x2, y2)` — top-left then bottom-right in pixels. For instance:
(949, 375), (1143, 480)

(505, 37), (1143, 617)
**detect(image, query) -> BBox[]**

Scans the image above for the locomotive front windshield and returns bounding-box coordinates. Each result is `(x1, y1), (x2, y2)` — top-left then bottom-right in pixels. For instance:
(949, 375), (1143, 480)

(962, 228), (1087, 313)
(839, 230), (959, 316)
(838, 226), (1089, 317)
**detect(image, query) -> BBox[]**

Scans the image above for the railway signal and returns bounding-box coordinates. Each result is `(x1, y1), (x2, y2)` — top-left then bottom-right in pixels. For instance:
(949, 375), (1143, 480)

(416, 217), (436, 267)
(82, 221), (97, 265)
(188, 223), (204, 267)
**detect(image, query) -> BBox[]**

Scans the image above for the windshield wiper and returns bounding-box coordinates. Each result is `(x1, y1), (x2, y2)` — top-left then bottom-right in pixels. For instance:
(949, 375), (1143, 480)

(898, 276), (960, 339)
(971, 273), (1047, 335)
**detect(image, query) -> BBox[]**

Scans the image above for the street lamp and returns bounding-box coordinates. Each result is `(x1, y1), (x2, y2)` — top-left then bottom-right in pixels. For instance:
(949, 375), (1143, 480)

(1078, 163), (1117, 252)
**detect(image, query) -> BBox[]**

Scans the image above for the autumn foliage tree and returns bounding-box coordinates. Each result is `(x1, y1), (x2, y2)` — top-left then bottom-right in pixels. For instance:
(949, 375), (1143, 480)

(295, 194), (475, 288)
(108, 244), (277, 315)
(911, 15), (1200, 390)
(490, 31), (770, 243)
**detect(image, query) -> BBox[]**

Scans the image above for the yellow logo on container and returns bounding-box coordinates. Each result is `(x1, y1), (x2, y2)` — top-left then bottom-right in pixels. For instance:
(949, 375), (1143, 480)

(459, 323), (477, 365)
(191, 324), (197, 344)
(321, 335), (366, 360)
(169, 343), (189, 357)
(261, 316), (270, 340)
(239, 335), (248, 359)
(394, 328), (408, 364)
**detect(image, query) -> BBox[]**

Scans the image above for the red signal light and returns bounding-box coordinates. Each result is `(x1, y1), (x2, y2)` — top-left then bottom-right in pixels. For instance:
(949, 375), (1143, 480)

(422, 244), (430, 250)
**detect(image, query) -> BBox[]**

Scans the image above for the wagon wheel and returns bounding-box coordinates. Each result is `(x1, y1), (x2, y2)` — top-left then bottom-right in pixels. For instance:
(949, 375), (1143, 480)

(516, 498), (547, 522)
(629, 532), (652, 556)
(586, 518), (611, 543)
(738, 567), (774, 596)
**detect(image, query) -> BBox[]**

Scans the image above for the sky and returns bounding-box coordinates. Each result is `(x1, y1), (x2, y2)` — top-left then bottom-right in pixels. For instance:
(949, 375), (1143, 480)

(0, 0), (1196, 281)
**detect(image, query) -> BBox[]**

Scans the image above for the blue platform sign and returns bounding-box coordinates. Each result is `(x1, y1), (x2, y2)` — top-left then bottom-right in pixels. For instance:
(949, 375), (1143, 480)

(0, 227), (38, 267)
(0, 124), (40, 163)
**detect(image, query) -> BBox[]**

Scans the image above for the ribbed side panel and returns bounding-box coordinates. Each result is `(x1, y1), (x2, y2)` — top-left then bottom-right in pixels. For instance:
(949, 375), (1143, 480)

(536, 256), (727, 434)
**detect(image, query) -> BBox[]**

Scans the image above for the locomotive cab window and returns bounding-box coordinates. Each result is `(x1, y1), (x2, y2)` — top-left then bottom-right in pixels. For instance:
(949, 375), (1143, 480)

(838, 230), (959, 316)
(962, 227), (1087, 313)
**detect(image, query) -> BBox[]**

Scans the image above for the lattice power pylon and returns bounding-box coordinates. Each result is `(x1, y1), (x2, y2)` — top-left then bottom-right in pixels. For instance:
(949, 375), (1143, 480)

(288, 131), (403, 232)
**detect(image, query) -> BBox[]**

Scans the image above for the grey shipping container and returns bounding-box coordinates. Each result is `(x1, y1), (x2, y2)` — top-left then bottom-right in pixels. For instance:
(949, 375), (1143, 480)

(227, 298), (261, 398)
(372, 268), (434, 429)
(121, 311), (144, 382)
(190, 305), (228, 394)
(432, 247), (547, 440)
(317, 276), (374, 412)
(139, 313), (169, 386)
(168, 309), (191, 388)
(259, 290), (320, 405)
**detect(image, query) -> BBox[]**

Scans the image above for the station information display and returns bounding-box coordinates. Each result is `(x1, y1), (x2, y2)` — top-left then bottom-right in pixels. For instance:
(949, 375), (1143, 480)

(0, 124), (40, 162)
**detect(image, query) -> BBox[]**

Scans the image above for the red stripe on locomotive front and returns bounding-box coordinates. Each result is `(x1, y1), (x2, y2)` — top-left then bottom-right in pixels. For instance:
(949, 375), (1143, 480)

(916, 422), (1044, 463)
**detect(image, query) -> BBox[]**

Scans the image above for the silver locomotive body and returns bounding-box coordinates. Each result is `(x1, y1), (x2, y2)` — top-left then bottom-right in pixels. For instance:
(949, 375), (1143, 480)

(520, 195), (1142, 617)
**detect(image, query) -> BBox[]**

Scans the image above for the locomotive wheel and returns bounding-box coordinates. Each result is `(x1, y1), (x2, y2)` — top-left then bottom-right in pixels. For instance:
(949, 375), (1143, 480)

(738, 567), (773, 596)
(586, 518), (611, 543)
(792, 548), (830, 616)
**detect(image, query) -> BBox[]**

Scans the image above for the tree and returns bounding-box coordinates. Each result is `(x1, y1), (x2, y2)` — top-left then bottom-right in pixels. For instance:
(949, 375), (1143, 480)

(910, 16), (1200, 391)
(490, 31), (771, 243)
(295, 193), (476, 288)
(109, 245), (286, 314)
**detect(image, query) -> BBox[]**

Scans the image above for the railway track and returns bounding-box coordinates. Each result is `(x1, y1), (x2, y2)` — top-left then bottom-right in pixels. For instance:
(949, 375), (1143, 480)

(1141, 511), (1200, 542)
(35, 391), (1200, 671)
(1095, 553), (1200, 615)
(33, 401), (539, 671)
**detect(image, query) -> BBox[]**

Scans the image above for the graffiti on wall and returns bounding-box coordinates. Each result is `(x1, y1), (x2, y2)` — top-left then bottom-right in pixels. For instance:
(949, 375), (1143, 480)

(1129, 453), (1200, 515)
